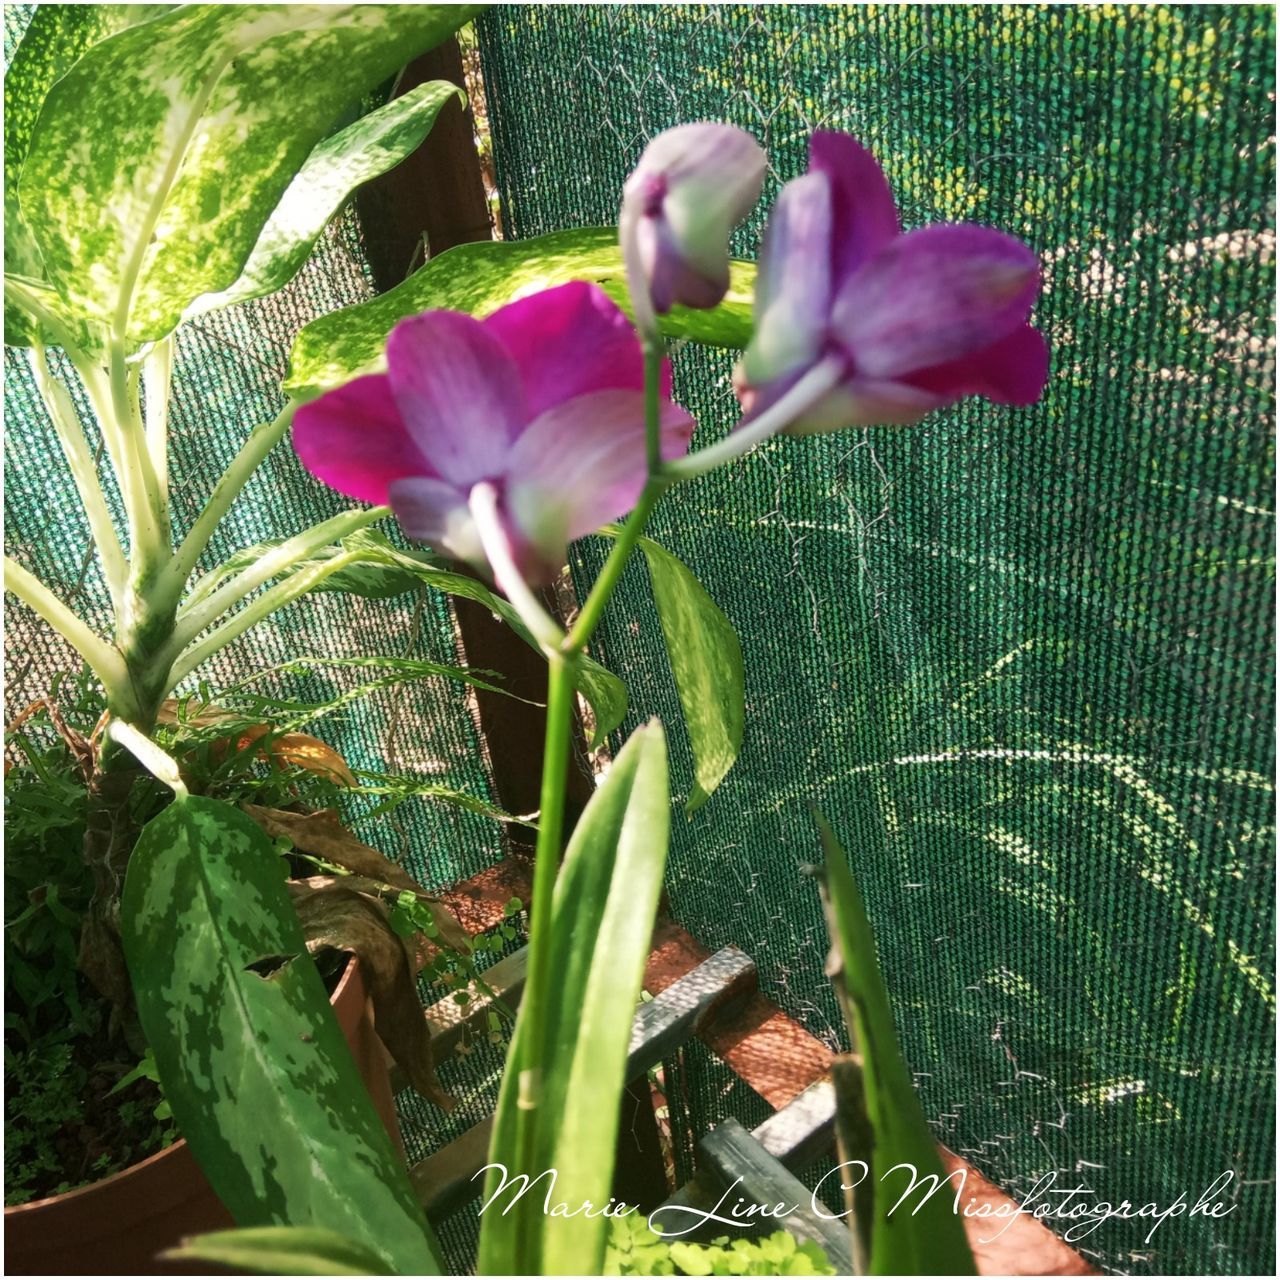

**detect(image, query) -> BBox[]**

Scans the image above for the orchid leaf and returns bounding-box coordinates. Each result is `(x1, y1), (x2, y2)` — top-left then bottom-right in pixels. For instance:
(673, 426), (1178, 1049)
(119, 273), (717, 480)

(812, 809), (977, 1276)
(637, 536), (744, 811)
(187, 79), (464, 319)
(286, 228), (757, 395)
(18, 4), (480, 346)
(479, 720), (671, 1276)
(121, 795), (443, 1274)
(163, 1225), (393, 1275)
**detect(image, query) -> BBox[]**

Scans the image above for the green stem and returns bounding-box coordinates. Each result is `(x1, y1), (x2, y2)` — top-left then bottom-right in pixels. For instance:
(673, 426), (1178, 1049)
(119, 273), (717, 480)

(107, 337), (168, 572)
(3, 555), (128, 694)
(507, 340), (668, 1225)
(511, 650), (574, 1256)
(107, 718), (188, 798)
(29, 343), (127, 600)
(163, 546), (368, 689)
(142, 337), (173, 539)
(563, 477), (667, 653)
(170, 505), (388, 649)
(161, 402), (297, 605)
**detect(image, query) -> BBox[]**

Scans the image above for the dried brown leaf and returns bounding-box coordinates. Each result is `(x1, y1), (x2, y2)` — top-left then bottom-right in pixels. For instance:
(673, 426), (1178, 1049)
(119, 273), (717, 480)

(245, 804), (470, 951)
(288, 879), (454, 1110)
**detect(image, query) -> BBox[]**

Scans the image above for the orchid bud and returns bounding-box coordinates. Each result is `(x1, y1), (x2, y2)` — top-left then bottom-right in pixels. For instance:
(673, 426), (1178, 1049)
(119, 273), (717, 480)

(620, 123), (766, 338)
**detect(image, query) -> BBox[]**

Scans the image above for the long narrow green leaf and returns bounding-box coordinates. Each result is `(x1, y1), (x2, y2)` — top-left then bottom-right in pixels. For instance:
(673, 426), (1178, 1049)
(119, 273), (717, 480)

(121, 795), (444, 1275)
(163, 1226), (393, 1276)
(286, 228), (757, 396)
(19, 4), (480, 345)
(813, 809), (977, 1276)
(638, 536), (744, 811)
(479, 721), (671, 1276)
(187, 80), (464, 318)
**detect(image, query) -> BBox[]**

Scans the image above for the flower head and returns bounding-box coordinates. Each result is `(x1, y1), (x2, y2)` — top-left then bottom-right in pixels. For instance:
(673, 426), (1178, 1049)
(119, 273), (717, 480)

(736, 132), (1049, 434)
(620, 123), (766, 336)
(293, 282), (694, 586)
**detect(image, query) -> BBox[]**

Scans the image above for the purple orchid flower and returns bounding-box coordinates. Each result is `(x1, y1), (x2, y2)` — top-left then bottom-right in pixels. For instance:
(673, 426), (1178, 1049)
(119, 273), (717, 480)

(293, 281), (695, 587)
(620, 123), (766, 336)
(735, 132), (1049, 435)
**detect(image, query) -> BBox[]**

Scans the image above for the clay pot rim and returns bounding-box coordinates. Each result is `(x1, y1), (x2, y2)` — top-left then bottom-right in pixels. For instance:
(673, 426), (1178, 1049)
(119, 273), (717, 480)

(4, 955), (362, 1219)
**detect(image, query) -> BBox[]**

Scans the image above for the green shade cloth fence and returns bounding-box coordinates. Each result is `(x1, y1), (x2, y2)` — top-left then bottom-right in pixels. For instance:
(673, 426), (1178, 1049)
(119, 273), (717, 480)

(4, 5), (1274, 1275)
(475, 5), (1275, 1275)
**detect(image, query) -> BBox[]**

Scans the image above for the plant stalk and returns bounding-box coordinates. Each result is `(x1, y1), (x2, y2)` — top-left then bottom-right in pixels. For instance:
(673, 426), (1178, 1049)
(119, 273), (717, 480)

(161, 402), (298, 604)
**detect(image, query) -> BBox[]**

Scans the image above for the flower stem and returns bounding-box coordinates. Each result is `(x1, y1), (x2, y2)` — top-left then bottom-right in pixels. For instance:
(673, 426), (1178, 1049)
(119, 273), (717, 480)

(468, 481), (565, 654)
(506, 331), (671, 1221)
(510, 650), (574, 1247)
(663, 355), (845, 481)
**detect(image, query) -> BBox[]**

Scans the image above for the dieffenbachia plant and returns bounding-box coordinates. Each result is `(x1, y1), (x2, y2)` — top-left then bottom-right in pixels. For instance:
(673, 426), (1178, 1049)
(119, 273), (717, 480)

(2, 3), (480, 1000)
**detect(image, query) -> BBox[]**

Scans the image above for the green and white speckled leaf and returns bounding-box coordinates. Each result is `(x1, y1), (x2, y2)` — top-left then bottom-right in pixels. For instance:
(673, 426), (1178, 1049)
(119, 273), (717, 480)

(479, 720), (670, 1276)
(18, 4), (479, 345)
(285, 228), (756, 395)
(187, 80), (464, 319)
(121, 796), (443, 1275)
(3, 3), (173, 345)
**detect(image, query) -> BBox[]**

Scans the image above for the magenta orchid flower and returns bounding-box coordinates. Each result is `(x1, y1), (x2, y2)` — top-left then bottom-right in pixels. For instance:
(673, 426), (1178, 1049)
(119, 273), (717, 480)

(735, 132), (1049, 436)
(620, 123), (766, 337)
(293, 282), (695, 588)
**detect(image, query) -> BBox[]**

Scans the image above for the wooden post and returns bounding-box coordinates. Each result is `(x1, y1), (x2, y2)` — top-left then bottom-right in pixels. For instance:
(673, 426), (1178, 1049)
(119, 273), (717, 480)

(355, 40), (595, 837)
(354, 37), (669, 1210)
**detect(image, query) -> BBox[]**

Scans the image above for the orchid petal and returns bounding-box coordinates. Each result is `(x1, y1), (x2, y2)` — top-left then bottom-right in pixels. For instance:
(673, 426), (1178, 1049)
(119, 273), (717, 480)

(622, 123), (765, 316)
(809, 131), (901, 285)
(387, 475), (485, 570)
(834, 223), (1042, 379)
(385, 311), (527, 489)
(904, 324), (1050, 406)
(484, 281), (670, 418)
(739, 170), (834, 390)
(292, 374), (429, 505)
(504, 389), (694, 564)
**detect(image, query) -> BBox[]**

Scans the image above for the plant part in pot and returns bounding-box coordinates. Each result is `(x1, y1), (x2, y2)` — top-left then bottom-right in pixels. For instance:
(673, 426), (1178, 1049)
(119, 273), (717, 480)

(2, 5), (499, 1269)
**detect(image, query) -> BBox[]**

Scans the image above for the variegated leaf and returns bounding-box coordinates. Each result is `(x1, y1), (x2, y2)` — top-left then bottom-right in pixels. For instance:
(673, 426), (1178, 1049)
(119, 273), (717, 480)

(3, 4), (173, 346)
(285, 228), (757, 396)
(19, 4), (480, 345)
(121, 795), (443, 1274)
(186, 79), (464, 319)
(163, 1226), (393, 1275)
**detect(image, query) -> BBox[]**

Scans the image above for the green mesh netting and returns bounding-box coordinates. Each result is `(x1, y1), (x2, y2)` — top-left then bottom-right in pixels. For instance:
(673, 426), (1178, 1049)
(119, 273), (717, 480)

(477, 5), (1275, 1275)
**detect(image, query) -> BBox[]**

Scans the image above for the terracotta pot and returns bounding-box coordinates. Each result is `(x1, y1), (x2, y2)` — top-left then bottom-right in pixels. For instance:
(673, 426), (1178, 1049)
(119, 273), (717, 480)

(4, 959), (400, 1276)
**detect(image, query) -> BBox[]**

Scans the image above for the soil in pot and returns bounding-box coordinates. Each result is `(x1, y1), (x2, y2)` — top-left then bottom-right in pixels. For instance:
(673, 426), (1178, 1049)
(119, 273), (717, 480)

(4, 958), (400, 1276)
